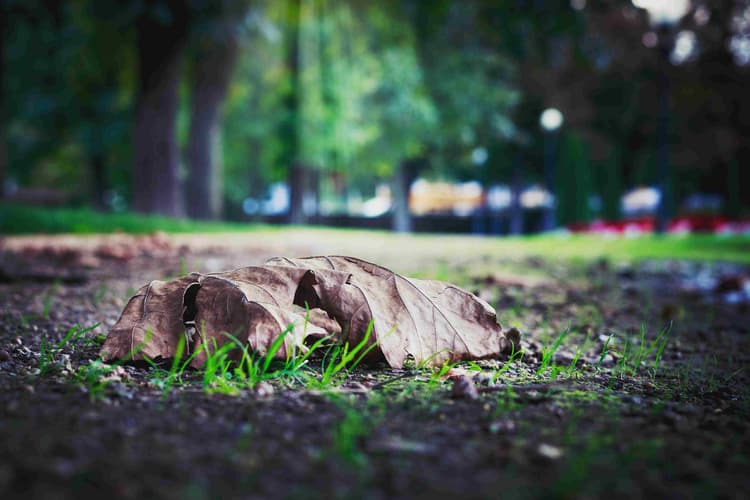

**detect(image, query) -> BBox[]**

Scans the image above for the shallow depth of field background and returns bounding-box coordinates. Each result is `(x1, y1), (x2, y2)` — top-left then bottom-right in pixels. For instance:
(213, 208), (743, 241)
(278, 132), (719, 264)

(1, 0), (749, 241)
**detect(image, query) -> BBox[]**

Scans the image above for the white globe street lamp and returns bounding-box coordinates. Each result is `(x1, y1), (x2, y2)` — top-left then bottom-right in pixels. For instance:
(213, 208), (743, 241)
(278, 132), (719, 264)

(540, 108), (564, 231)
(540, 108), (564, 132)
(631, 0), (690, 233)
(632, 0), (690, 27)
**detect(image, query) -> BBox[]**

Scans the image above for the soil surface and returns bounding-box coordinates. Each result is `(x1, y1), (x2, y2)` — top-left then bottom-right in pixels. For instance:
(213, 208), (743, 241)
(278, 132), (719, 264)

(0, 233), (748, 499)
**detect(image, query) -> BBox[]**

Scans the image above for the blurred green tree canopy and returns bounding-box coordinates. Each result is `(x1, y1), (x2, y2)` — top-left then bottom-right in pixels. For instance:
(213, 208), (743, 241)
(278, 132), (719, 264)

(1, 0), (748, 223)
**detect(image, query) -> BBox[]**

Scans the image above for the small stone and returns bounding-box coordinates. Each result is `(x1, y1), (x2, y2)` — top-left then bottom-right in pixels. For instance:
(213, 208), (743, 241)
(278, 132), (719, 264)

(13, 337), (23, 346)
(552, 351), (574, 365)
(345, 381), (369, 393)
(599, 353), (615, 367)
(474, 371), (495, 386)
(537, 443), (563, 459)
(503, 328), (522, 354)
(22, 384), (35, 394)
(488, 419), (515, 434)
(60, 353), (73, 372)
(254, 381), (274, 398)
(0, 350), (11, 362)
(451, 375), (479, 400)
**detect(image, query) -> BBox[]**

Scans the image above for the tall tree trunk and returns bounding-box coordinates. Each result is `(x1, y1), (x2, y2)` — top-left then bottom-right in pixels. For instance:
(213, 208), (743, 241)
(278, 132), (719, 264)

(132, 1), (188, 216)
(288, 162), (306, 225)
(602, 150), (622, 221)
(186, 34), (239, 219)
(284, 0), (305, 225)
(0, 5), (6, 199)
(509, 152), (524, 235)
(91, 152), (107, 210)
(392, 158), (419, 233)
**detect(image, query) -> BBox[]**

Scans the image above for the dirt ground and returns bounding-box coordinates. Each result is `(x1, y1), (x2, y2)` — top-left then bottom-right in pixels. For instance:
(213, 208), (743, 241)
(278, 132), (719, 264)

(0, 232), (748, 499)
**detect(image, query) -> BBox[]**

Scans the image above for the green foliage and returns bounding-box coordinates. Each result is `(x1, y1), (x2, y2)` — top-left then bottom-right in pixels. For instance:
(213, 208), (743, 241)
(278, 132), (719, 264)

(331, 403), (370, 468)
(610, 323), (672, 379)
(557, 134), (593, 226)
(143, 335), (197, 397)
(4, 0), (749, 216)
(314, 321), (379, 388)
(75, 359), (117, 400)
(537, 328), (571, 376)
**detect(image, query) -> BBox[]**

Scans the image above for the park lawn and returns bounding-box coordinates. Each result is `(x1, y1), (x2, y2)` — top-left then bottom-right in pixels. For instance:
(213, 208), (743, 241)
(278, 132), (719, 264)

(2, 203), (749, 264)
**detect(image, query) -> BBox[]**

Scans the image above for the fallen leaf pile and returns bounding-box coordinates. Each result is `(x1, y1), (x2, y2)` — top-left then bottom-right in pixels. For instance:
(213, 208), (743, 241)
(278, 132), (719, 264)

(100, 256), (512, 369)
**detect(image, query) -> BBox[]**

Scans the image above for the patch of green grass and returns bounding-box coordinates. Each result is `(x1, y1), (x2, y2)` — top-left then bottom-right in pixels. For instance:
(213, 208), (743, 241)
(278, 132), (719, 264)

(39, 323), (100, 376)
(492, 346), (525, 383)
(312, 321), (379, 389)
(563, 336), (591, 379)
(491, 233), (750, 264)
(41, 280), (61, 318)
(537, 328), (570, 377)
(202, 326), (300, 394)
(144, 335), (199, 397)
(327, 394), (385, 469)
(493, 386), (521, 415)
(0, 203), (266, 234)
(428, 359), (457, 386)
(332, 403), (371, 468)
(3, 204), (749, 263)
(201, 339), (240, 395)
(142, 318), (379, 396)
(611, 323), (672, 379)
(75, 359), (116, 400)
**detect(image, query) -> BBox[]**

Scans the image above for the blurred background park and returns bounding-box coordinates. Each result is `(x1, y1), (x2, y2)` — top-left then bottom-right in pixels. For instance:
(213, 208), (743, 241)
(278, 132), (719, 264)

(1, 0), (749, 237)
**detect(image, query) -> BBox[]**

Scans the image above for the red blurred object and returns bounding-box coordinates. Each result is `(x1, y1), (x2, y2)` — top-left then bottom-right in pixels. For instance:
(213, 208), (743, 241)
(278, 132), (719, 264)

(570, 215), (750, 235)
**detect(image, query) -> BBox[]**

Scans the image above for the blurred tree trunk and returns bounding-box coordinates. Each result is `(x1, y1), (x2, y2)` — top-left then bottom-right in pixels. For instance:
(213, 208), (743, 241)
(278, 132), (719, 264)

(392, 158), (419, 233)
(509, 152), (524, 235)
(602, 150), (622, 221)
(288, 162), (307, 225)
(132, 1), (189, 216)
(725, 160), (740, 218)
(186, 29), (240, 220)
(283, 0), (305, 225)
(91, 152), (107, 210)
(0, 5), (6, 199)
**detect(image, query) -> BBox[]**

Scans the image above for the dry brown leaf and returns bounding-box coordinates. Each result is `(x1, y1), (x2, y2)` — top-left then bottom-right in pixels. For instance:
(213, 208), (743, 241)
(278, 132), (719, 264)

(100, 275), (200, 361)
(185, 266), (339, 367)
(100, 256), (509, 369)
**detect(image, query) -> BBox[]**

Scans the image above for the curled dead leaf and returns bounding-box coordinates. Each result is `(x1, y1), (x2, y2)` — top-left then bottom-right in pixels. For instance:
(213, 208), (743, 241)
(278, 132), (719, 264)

(100, 256), (510, 370)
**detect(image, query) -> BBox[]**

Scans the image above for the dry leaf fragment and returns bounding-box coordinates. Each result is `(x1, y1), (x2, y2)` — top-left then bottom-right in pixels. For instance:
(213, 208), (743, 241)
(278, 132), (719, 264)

(100, 275), (200, 362)
(267, 256), (507, 368)
(185, 266), (340, 367)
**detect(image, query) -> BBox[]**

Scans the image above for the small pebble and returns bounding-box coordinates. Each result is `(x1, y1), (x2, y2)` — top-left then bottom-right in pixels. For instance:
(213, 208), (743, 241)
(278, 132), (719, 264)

(254, 381), (274, 398)
(0, 350), (11, 362)
(451, 375), (479, 400)
(489, 419), (515, 434)
(537, 443), (563, 459)
(503, 328), (522, 354)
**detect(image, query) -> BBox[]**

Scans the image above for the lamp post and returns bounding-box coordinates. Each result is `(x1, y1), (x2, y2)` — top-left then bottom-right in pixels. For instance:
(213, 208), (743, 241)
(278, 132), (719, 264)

(540, 108), (563, 232)
(632, 0), (691, 233)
